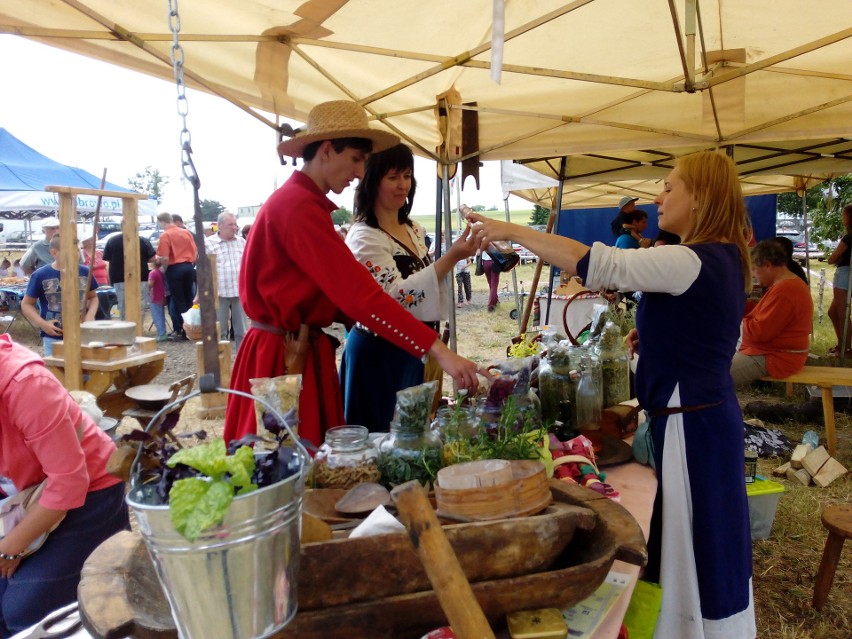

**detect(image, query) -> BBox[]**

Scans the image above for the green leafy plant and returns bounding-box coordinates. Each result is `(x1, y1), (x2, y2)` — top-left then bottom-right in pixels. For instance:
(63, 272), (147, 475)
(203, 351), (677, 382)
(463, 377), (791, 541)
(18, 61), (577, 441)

(166, 439), (257, 541)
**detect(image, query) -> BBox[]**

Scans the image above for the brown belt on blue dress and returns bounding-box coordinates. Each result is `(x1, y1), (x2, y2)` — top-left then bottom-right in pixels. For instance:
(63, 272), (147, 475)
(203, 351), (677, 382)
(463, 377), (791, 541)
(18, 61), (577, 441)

(648, 400), (723, 417)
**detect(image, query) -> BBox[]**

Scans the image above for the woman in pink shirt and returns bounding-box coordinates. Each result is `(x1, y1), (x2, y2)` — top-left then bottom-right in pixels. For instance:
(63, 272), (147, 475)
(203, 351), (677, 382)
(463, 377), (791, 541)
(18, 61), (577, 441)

(0, 334), (129, 635)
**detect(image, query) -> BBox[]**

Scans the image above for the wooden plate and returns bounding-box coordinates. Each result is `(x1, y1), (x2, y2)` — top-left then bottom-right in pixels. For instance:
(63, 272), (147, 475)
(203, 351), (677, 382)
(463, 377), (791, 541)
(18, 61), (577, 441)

(303, 488), (358, 525)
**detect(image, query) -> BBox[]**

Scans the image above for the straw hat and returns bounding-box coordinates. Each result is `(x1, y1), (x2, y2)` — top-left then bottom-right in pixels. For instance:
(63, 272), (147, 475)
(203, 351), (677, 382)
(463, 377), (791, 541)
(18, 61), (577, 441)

(277, 100), (399, 158)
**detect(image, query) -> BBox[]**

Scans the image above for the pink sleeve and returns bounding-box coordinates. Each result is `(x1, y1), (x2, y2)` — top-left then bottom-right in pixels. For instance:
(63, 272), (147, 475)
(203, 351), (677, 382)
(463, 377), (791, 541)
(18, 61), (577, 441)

(6, 369), (90, 510)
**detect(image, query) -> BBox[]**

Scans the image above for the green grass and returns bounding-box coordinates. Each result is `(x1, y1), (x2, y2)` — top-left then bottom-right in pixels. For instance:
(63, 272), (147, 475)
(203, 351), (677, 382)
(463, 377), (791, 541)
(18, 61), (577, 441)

(410, 209), (536, 233)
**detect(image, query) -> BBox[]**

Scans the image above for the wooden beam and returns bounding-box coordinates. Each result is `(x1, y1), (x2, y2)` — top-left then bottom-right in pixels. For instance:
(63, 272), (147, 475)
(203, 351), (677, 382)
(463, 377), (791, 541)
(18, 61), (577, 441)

(55, 191), (82, 389)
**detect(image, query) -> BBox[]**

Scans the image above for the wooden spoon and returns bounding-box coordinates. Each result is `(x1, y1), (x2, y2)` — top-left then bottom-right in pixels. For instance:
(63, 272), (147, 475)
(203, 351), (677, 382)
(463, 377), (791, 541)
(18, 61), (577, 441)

(334, 482), (392, 515)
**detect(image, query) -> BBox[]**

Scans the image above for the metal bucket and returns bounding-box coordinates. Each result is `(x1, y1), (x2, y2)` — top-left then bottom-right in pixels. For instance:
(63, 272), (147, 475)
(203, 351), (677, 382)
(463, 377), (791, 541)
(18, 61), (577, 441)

(126, 385), (311, 639)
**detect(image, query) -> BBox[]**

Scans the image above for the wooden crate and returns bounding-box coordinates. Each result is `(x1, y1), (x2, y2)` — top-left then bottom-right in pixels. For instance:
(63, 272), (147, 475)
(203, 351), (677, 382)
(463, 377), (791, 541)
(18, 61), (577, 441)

(53, 336), (157, 361)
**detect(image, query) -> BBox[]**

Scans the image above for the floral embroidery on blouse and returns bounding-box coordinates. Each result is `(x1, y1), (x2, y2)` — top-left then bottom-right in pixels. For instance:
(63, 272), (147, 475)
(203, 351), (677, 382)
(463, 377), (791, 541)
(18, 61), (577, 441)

(365, 260), (397, 287)
(396, 288), (426, 308)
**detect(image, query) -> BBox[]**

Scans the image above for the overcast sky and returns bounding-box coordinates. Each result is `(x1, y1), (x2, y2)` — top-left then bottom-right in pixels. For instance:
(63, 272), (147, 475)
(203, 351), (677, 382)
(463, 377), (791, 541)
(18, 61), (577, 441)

(0, 36), (529, 220)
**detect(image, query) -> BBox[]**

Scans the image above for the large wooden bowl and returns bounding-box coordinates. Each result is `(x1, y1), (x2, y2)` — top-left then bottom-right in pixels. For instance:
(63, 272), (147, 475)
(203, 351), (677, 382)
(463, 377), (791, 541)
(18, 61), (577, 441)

(78, 481), (646, 639)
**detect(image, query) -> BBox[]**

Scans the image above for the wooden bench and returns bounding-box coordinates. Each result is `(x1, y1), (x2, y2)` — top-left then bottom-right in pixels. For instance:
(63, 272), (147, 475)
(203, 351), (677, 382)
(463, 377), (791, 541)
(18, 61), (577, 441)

(760, 366), (852, 456)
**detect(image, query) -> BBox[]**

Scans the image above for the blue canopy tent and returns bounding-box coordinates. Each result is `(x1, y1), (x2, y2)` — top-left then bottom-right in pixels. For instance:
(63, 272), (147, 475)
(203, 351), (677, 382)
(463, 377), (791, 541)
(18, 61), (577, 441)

(555, 195), (778, 246)
(0, 127), (155, 221)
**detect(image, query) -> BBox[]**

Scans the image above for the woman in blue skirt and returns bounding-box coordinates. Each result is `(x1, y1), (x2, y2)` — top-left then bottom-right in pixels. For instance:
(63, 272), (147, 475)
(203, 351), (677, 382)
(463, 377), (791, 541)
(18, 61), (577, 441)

(468, 151), (756, 638)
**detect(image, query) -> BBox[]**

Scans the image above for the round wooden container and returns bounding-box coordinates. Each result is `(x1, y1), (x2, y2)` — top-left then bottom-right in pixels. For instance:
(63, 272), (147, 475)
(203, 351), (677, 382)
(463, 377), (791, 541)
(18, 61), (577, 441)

(435, 459), (552, 521)
(436, 459), (513, 490)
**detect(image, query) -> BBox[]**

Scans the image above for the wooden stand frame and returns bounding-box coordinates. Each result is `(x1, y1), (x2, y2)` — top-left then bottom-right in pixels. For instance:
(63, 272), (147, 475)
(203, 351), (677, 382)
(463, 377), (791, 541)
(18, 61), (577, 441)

(46, 185), (149, 390)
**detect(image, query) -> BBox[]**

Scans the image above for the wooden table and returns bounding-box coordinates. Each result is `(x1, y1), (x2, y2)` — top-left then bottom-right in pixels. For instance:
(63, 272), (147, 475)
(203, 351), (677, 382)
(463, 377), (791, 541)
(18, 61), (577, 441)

(44, 348), (166, 417)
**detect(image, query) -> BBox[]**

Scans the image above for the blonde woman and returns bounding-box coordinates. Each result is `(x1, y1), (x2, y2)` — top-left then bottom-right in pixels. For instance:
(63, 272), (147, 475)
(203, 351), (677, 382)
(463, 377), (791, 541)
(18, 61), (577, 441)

(468, 151), (756, 639)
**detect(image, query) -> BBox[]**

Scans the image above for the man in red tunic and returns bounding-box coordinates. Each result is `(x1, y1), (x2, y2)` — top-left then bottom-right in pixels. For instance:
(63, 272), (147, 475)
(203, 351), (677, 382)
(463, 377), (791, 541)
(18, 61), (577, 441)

(225, 101), (480, 446)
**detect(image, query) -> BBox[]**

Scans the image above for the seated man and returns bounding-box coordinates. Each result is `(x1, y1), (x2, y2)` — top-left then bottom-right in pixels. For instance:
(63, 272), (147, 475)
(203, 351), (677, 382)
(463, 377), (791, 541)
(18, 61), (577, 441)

(21, 235), (99, 357)
(731, 239), (813, 385)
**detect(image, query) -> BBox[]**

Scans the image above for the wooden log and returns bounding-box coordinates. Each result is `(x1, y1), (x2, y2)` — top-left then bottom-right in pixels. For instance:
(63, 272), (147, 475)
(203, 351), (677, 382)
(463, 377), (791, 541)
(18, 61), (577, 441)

(392, 480), (496, 639)
(790, 443), (813, 469)
(802, 446), (830, 477)
(786, 467), (812, 486)
(813, 458), (848, 488)
(772, 461), (791, 477)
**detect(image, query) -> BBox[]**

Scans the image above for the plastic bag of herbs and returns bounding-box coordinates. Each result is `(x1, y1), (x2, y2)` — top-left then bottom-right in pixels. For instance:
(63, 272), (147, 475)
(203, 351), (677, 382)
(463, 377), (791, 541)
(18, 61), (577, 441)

(376, 381), (444, 489)
(124, 376), (308, 542)
(478, 355), (541, 433)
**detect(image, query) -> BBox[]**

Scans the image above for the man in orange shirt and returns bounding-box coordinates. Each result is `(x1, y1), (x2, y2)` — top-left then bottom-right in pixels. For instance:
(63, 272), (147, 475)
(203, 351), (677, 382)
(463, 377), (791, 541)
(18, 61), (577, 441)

(156, 212), (197, 341)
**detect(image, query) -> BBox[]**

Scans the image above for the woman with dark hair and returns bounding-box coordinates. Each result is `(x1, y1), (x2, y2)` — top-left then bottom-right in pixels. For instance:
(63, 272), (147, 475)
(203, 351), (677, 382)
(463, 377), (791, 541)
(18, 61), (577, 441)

(826, 204), (852, 356)
(340, 143), (476, 431)
(614, 209), (652, 249)
(770, 235), (808, 285)
(731, 239), (812, 385)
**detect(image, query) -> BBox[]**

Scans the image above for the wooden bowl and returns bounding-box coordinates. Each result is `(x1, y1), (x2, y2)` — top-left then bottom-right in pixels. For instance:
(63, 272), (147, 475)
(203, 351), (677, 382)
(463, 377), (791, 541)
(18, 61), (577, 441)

(436, 459), (513, 490)
(435, 459), (551, 521)
(125, 384), (172, 410)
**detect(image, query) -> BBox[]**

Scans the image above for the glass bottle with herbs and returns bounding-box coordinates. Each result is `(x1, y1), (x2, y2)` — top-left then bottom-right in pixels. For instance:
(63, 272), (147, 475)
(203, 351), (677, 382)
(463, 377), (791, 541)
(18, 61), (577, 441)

(575, 353), (603, 433)
(431, 404), (481, 465)
(377, 382), (443, 488)
(539, 341), (581, 435)
(594, 321), (631, 408)
(313, 425), (380, 489)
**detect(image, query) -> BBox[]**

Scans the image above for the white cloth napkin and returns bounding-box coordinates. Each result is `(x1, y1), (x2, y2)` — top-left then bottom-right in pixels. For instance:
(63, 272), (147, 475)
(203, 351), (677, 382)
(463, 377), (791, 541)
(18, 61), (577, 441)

(348, 505), (406, 539)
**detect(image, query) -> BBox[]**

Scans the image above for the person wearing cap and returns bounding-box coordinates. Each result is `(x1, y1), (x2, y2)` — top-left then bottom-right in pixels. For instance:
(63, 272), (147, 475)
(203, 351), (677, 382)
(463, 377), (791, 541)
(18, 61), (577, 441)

(224, 100), (481, 448)
(20, 218), (60, 275)
(609, 196), (638, 237)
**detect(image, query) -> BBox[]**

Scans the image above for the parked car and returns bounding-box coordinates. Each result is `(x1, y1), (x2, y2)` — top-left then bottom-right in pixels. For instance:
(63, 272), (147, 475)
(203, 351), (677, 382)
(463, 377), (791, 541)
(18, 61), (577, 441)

(5, 229), (35, 246)
(513, 244), (538, 264)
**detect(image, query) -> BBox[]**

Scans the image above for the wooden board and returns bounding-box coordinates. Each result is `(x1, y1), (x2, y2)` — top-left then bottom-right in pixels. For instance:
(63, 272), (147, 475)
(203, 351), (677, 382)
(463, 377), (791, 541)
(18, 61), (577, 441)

(78, 482), (646, 639)
(53, 336), (156, 361)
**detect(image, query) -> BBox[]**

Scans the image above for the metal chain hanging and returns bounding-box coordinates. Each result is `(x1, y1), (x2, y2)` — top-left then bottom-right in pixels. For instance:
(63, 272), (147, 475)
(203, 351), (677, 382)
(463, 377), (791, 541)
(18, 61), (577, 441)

(166, 0), (220, 386)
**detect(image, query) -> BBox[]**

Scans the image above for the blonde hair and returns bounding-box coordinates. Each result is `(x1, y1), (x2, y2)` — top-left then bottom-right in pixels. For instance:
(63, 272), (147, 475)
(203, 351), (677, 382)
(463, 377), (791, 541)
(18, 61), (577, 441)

(676, 151), (752, 292)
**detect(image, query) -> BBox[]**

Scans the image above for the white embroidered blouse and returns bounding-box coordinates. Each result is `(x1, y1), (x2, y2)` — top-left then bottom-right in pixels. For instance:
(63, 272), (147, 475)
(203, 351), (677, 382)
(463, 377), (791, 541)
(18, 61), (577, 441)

(345, 221), (448, 322)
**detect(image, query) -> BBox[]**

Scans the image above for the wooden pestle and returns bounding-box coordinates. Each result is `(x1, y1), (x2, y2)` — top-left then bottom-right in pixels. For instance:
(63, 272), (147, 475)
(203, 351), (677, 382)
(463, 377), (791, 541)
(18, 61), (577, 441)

(391, 480), (495, 639)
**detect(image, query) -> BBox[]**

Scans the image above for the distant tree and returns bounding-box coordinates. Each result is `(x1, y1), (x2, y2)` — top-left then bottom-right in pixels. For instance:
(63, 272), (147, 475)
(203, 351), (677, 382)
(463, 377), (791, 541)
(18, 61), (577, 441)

(529, 205), (550, 226)
(808, 175), (852, 244)
(200, 199), (226, 222)
(487, 205), (499, 211)
(331, 206), (353, 226)
(128, 166), (168, 201)
(472, 204), (486, 212)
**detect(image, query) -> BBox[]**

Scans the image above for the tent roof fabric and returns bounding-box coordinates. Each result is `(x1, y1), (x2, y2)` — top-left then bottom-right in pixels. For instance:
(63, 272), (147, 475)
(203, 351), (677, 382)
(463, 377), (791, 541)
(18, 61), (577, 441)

(0, 128), (134, 193)
(2, 1), (850, 205)
(0, 128), (150, 219)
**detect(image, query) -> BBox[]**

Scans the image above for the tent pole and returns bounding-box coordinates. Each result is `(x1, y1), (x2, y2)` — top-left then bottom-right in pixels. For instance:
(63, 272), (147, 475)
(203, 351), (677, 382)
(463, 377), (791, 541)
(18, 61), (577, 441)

(441, 164), (458, 359)
(544, 157), (567, 326)
(505, 194), (522, 334)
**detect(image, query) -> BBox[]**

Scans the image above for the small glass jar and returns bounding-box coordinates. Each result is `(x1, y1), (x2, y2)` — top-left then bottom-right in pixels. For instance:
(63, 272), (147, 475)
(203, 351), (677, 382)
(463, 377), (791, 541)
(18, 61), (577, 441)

(313, 425), (380, 489)
(378, 416), (443, 488)
(432, 405), (481, 465)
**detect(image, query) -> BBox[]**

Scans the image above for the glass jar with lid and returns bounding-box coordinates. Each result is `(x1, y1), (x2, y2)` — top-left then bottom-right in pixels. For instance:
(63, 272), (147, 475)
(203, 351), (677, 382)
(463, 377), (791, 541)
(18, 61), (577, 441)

(313, 425), (380, 489)
(377, 418), (443, 488)
(593, 321), (631, 408)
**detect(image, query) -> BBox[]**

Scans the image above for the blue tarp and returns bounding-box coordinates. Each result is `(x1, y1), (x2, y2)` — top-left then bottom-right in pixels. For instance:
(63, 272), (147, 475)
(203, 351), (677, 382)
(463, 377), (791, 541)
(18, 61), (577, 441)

(0, 128), (133, 193)
(555, 194), (778, 245)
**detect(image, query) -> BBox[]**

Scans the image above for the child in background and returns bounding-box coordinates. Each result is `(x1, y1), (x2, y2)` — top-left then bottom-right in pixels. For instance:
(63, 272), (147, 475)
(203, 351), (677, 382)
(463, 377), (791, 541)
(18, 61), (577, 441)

(148, 256), (168, 341)
(455, 256), (472, 307)
(0, 258), (10, 277)
(12, 259), (25, 278)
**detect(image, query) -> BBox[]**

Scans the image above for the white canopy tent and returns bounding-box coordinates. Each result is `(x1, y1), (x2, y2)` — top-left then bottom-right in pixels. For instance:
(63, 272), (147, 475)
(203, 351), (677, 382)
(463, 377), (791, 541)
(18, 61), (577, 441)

(3, 0), (851, 345)
(1, 0), (849, 173)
